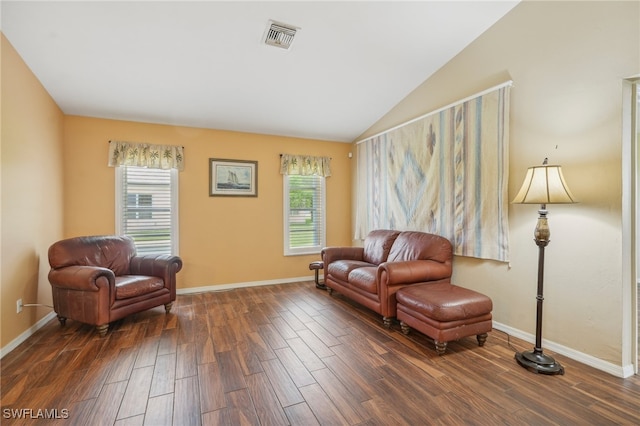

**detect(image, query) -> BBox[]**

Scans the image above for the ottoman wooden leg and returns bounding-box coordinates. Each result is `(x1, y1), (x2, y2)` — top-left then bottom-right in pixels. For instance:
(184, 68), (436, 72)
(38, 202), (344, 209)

(477, 333), (488, 347)
(400, 321), (410, 335)
(434, 341), (448, 355)
(57, 315), (67, 326)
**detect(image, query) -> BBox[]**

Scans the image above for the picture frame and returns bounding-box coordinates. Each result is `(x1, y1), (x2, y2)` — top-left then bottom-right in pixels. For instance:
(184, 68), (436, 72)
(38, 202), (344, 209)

(209, 158), (258, 197)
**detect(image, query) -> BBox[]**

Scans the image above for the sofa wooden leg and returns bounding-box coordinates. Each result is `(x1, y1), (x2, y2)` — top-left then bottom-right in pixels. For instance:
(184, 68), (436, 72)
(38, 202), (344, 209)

(57, 315), (67, 326)
(383, 317), (392, 329)
(400, 321), (410, 335)
(327, 288), (333, 295)
(165, 302), (173, 314)
(96, 324), (109, 337)
(477, 333), (488, 347)
(434, 341), (447, 355)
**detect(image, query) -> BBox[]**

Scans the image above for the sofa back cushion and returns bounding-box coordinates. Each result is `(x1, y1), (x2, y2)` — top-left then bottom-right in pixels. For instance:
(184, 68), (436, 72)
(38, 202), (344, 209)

(363, 230), (401, 265)
(48, 235), (136, 276)
(387, 231), (452, 263)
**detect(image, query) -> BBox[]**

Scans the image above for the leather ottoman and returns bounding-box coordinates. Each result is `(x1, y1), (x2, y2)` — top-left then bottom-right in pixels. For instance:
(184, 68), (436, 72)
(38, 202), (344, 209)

(396, 283), (493, 355)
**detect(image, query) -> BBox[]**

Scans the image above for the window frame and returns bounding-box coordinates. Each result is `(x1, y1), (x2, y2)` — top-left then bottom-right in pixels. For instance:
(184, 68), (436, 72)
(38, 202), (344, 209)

(283, 174), (326, 256)
(115, 166), (179, 255)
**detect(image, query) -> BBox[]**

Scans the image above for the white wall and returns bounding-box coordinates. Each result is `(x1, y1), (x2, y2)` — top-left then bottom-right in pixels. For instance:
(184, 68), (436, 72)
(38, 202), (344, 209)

(356, 1), (639, 374)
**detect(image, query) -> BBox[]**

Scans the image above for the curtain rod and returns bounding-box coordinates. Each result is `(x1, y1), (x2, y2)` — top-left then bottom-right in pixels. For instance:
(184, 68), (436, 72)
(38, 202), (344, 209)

(108, 140), (184, 149)
(354, 80), (513, 145)
(280, 154), (332, 159)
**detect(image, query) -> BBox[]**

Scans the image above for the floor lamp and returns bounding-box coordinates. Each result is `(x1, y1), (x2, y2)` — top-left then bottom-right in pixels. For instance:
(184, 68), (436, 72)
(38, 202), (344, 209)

(512, 158), (577, 375)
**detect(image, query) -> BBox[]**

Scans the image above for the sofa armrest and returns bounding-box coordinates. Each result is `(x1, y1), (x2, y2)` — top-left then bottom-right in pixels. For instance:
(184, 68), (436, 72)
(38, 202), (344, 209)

(321, 247), (365, 266)
(48, 266), (115, 292)
(377, 260), (452, 287)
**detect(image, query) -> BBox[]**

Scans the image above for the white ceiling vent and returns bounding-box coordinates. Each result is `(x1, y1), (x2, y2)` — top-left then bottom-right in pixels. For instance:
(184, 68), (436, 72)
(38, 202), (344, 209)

(263, 20), (298, 50)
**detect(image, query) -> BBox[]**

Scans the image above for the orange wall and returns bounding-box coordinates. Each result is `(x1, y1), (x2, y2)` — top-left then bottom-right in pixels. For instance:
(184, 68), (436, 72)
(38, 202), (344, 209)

(63, 116), (353, 289)
(1, 34), (65, 348)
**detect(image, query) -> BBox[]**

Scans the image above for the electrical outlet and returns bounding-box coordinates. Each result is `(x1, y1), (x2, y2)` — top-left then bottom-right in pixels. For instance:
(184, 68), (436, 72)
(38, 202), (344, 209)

(16, 299), (23, 313)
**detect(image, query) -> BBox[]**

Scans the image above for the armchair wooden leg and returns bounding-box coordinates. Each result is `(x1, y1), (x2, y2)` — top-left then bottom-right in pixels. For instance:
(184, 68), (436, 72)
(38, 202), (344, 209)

(96, 324), (109, 337)
(165, 302), (173, 314)
(57, 315), (67, 326)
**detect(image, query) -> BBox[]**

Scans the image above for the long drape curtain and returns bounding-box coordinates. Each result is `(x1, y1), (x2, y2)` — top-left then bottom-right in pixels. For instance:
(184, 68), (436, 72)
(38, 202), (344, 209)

(280, 154), (331, 177)
(355, 83), (511, 262)
(108, 141), (185, 171)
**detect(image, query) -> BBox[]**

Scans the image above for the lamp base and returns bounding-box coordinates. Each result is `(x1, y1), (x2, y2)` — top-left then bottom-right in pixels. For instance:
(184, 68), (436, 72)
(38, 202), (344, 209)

(515, 350), (565, 375)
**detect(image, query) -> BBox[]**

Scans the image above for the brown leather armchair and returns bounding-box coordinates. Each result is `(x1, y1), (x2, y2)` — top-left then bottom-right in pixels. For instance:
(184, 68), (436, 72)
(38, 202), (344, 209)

(48, 235), (182, 336)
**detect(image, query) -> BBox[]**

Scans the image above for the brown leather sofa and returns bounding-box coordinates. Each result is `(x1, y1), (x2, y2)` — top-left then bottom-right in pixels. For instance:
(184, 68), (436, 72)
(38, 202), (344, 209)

(48, 235), (182, 336)
(321, 230), (453, 327)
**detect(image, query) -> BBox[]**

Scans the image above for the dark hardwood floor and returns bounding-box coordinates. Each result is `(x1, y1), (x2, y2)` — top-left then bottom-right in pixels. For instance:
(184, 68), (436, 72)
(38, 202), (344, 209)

(1, 281), (639, 425)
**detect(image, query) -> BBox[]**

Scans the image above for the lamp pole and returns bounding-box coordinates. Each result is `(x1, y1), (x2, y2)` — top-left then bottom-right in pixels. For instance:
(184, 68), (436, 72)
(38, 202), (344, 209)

(515, 205), (565, 375)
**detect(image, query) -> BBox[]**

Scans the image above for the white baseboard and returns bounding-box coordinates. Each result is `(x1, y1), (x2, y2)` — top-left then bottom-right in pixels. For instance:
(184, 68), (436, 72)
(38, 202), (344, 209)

(176, 275), (314, 294)
(492, 321), (634, 378)
(0, 311), (57, 359)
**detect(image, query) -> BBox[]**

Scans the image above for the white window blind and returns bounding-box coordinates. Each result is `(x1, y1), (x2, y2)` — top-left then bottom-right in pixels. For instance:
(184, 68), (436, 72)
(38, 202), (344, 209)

(116, 166), (179, 255)
(284, 174), (325, 255)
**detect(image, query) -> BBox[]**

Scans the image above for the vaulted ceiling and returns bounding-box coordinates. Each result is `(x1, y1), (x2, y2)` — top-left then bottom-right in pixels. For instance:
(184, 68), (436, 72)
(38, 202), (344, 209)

(1, 1), (519, 142)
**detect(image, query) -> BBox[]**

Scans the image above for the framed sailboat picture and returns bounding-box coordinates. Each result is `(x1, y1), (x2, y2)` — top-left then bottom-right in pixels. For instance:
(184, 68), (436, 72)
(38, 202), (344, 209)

(209, 158), (258, 197)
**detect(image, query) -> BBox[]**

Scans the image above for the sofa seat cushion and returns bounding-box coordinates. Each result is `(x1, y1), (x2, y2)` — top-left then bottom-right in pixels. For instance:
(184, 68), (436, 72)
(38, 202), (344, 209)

(396, 283), (492, 322)
(327, 260), (374, 282)
(115, 275), (165, 300)
(348, 266), (378, 294)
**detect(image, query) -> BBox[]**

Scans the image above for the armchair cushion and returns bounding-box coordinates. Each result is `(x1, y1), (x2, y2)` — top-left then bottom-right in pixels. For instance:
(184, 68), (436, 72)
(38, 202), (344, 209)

(115, 276), (164, 299)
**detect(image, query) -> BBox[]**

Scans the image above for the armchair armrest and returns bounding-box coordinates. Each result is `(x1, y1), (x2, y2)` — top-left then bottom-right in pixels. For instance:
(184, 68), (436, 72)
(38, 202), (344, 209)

(129, 255), (183, 298)
(129, 254), (182, 288)
(377, 260), (452, 287)
(321, 247), (365, 266)
(129, 254), (183, 277)
(48, 266), (115, 292)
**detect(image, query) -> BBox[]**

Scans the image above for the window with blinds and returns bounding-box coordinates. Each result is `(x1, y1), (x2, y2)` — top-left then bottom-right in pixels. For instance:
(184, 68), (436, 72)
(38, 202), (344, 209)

(116, 166), (179, 255)
(283, 174), (326, 255)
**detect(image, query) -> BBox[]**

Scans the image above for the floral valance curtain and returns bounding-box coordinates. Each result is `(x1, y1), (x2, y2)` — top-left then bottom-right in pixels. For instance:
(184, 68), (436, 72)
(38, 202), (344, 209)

(280, 154), (331, 177)
(108, 141), (185, 171)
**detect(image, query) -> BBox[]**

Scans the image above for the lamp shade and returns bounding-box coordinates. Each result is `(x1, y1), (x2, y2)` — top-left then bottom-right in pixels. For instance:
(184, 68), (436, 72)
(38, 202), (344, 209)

(512, 164), (577, 204)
